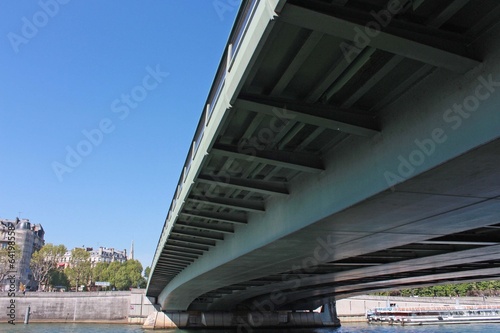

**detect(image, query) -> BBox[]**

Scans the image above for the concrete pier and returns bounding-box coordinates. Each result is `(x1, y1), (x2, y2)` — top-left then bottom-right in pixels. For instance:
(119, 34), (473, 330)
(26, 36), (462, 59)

(143, 302), (340, 329)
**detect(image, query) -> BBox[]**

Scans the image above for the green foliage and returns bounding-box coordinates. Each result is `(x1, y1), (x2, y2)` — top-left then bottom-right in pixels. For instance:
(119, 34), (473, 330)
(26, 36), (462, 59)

(113, 265), (130, 290)
(49, 269), (69, 289)
(140, 266), (151, 288)
(92, 262), (110, 282)
(27, 242), (148, 291)
(112, 260), (144, 290)
(375, 280), (500, 297)
(65, 248), (91, 290)
(90, 259), (145, 290)
(29, 243), (67, 290)
(126, 260), (145, 288)
(106, 261), (122, 288)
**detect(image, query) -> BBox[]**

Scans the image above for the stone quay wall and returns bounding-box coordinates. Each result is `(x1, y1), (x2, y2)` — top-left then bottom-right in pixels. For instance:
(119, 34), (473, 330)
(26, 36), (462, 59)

(0, 290), (133, 324)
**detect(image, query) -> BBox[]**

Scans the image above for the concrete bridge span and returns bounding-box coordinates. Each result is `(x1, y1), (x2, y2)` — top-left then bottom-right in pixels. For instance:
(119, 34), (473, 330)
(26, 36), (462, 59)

(146, 0), (500, 318)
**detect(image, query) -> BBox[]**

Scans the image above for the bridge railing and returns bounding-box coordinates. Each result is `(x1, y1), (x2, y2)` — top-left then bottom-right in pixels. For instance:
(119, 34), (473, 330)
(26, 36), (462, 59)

(148, 0), (261, 279)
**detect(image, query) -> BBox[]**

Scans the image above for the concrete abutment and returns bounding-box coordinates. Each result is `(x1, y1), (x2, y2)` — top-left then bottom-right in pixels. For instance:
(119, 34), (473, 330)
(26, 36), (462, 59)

(142, 301), (340, 329)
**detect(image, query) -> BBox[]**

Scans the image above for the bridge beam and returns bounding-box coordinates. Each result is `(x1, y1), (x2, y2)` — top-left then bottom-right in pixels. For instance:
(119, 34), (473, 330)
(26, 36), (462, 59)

(235, 97), (380, 137)
(197, 174), (289, 196)
(175, 220), (235, 234)
(180, 210), (247, 225)
(279, 3), (480, 73)
(211, 143), (324, 173)
(167, 236), (215, 248)
(188, 194), (265, 213)
(171, 229), (225, 241)
(164, 243), (207, 254)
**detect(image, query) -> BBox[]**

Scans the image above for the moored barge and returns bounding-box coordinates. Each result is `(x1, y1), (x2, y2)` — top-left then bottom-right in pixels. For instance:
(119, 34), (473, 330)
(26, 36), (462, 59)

(367, 304), (500, 325)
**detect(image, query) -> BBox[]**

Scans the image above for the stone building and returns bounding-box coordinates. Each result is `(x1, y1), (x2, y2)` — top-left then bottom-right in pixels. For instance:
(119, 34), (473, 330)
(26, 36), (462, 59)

(59, 246), (127, 268)
(89, 247), (127, 266)
(0, 218), (45, 290)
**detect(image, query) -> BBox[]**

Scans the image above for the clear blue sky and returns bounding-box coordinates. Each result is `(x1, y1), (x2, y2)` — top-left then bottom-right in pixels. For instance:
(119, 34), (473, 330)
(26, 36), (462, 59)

(0, 1), (239, 270)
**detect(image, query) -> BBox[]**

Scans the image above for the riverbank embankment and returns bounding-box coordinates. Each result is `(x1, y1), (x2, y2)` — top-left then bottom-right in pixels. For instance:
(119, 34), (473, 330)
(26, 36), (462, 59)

(0, 289), (156, 324)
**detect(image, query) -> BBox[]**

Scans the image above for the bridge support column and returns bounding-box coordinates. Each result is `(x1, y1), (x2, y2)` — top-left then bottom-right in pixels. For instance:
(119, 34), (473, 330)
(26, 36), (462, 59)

(320, 300), (341, 327)
(143, 308), (341, 329)
(143, 310), (189, 329)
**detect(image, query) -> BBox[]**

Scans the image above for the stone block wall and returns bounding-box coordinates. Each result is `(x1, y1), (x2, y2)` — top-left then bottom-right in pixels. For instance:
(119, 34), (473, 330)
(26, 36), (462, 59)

(0, 291), (131, 324)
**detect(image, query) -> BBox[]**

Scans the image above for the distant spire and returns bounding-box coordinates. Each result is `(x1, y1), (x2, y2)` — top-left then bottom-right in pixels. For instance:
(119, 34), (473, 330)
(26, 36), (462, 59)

(130, 240), (134, 260)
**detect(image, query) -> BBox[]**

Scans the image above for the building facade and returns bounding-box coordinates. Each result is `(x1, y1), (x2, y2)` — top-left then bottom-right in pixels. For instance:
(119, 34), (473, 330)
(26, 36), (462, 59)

(0, 218), (45, 290)
(59, 246), (127, 268)
(89, 247), (127, 266)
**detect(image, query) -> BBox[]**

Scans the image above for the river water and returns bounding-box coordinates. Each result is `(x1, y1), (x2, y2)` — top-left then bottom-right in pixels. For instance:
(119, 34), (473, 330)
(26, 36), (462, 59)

(1, 323), (500, 332)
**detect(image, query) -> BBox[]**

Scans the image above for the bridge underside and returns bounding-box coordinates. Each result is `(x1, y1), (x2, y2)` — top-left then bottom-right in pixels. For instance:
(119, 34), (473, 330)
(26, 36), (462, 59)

(195, 137), (500, 311)
(160, 137), (500, 312)
(148, 0), (500, 313)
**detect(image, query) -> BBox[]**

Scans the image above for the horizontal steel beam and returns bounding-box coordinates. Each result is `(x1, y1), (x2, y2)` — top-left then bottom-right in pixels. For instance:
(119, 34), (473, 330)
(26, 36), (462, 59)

(198, 174), (289, 196)
(169, 235), (217, 247)
(189, 194), (265, 213)
(156, 262), (187, 269)
(176, 220), (234, 234)
(171, 228), (224, 241)
(166, 239), (213, 251)
(161, 254), (196, 263)
(164, 244), (206, 256)
(235, 97), (379, 137)
(162, 249), (200, 259)
(212, 143), (324, 173)
(181, 209), (247, 225)
(280, 4), (480, 73)
(159, 257), (193, 266)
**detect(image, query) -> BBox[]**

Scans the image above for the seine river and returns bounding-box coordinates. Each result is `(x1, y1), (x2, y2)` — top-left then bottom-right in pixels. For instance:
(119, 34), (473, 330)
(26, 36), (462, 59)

(1, 323), (500, 332)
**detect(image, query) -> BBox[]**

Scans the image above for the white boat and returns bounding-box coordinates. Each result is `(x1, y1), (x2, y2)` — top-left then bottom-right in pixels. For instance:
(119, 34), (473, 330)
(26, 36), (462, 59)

(367, 304), (500, 325)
